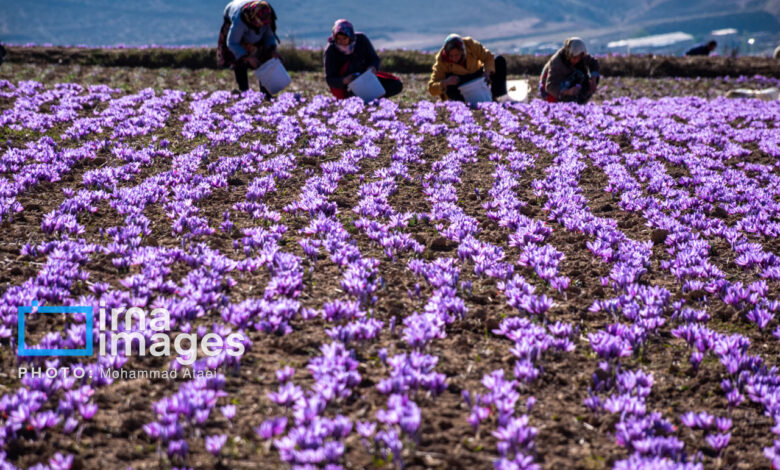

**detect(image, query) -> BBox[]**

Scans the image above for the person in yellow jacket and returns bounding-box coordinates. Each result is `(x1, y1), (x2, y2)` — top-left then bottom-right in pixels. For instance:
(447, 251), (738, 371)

(428, 34), (507, 101)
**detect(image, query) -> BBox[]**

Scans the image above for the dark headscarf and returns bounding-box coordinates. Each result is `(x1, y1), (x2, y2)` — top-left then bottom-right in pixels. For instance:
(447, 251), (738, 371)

(241, 1), (272, 30)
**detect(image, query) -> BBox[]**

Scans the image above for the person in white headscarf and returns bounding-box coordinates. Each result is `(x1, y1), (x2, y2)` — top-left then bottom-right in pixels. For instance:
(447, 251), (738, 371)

(539, 37), (600, 103)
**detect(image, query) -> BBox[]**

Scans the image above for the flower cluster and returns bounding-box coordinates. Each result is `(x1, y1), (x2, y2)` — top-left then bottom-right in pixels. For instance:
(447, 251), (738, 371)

(2, 76), (780, 469)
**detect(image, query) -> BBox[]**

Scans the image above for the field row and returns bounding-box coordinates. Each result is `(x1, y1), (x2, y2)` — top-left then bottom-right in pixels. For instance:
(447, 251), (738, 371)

(0, 79), (778, 469)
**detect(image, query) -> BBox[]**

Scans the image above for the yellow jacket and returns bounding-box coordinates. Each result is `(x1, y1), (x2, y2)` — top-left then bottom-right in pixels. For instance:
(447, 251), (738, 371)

(428, 37), (496, 99)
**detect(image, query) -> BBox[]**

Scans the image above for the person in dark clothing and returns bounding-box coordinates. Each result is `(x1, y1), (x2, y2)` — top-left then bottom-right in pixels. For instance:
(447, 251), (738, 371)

(428, 34), (508, 101)
(539, 37), (600, 104)
(323, 19), (402, 100)
(686, 40), (717, 56)
(0, 44), (5, 66)
(217, 0), (282, 93)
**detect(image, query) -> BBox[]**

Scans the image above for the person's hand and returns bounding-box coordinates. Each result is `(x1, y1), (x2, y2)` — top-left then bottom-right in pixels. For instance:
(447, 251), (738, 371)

(244, 56), (260, 68)
(367, 66), (377, 75)
(484, 70), (492, 86)
(589, 78), (598, 93)
(442, 76), (460, 87)
(561, 86), (579, 97)
(342, 73), (357, 85)
(244, 43), (258, 55)
(271, 50), (282, 62)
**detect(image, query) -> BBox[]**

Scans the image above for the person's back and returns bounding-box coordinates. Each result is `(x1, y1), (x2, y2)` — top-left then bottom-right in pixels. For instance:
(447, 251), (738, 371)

(686, 40), (716, 56)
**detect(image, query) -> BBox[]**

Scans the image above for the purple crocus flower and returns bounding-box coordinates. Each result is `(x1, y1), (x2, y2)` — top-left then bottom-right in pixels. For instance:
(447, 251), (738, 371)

(205, 434), (227, 456)
(220, 405), (236, 421)
(706, 432), (730, 452)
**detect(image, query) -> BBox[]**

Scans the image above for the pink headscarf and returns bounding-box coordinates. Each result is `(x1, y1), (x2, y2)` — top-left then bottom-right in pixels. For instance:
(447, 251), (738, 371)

(329, 19), (356, 55)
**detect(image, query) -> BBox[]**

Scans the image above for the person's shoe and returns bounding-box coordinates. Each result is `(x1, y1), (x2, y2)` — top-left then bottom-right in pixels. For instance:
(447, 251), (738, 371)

(259, 83), (273, 101)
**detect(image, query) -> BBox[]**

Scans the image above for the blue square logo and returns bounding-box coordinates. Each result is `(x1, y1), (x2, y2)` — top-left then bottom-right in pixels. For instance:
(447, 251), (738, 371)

(18, 301), (93, 357)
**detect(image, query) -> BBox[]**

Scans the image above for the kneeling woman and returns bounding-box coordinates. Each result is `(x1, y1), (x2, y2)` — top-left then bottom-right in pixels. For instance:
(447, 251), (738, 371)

(324, 19), (403, 100)
(428, 34), (507, 101)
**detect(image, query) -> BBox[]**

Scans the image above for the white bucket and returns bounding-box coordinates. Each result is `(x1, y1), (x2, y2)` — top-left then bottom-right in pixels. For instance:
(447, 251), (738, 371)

(726, 87), (779, 101)
(348, 70), (386, 103)
(458, 77), (492, 104)
(253, 58), (291, 95)
(506, 79), (529, 102)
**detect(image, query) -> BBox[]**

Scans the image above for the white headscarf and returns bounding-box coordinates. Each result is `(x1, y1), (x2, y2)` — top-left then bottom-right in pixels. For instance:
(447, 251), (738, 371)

(564, 37), (587, 59)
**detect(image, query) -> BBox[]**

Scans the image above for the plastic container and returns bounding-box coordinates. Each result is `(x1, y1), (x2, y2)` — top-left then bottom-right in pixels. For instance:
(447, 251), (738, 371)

(458, 77), (492, 104)
(348, 70), (386, 103)
(506, 79), (529, 102)
(726, 87), (779, 101)
(253, 58), (291, 95)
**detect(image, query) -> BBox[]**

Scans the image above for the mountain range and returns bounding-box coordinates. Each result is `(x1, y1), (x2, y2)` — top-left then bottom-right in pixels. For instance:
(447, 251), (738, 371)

(1, 0), (778, 55)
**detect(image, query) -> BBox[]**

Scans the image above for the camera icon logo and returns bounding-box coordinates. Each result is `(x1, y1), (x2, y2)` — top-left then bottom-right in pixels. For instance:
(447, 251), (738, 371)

(18, 301), (93, 357)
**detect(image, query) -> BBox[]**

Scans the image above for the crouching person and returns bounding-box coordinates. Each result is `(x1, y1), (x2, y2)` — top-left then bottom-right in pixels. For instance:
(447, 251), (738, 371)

(539, 37), (600, 104)
(428, 34), (507, 102)
(324, 19), (403, 100)
(217, 0), (282, 94)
